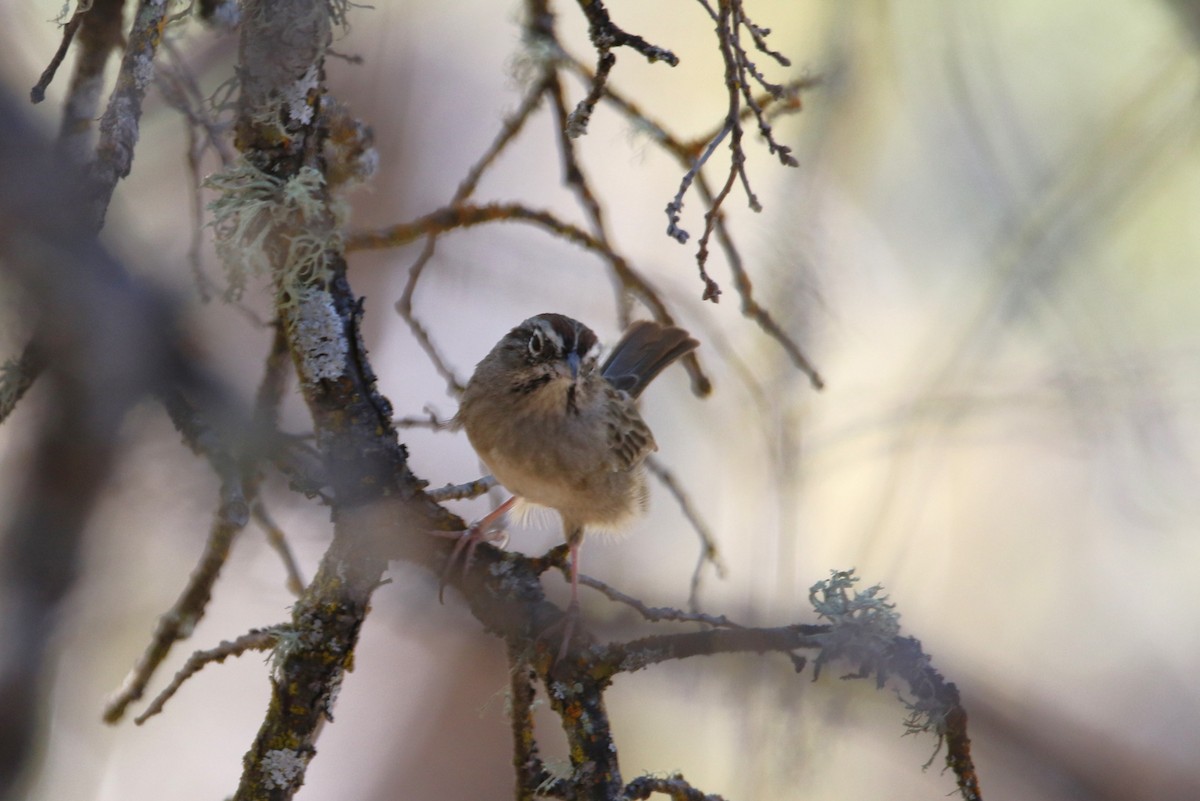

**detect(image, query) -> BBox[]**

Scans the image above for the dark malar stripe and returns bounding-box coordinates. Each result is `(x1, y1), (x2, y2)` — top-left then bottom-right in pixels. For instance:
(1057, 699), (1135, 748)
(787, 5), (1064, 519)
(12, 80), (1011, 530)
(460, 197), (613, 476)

(511, 373), (552, 395)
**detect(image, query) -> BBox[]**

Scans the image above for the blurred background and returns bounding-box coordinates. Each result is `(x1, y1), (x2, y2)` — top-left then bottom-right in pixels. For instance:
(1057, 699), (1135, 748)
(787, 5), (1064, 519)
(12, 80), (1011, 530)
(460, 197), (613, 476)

(2, 1), (1199, 799)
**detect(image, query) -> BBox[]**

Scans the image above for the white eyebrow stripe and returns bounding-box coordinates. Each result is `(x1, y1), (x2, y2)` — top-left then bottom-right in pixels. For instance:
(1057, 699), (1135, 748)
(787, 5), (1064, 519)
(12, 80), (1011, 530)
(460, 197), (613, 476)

(535, 319), (566, 353)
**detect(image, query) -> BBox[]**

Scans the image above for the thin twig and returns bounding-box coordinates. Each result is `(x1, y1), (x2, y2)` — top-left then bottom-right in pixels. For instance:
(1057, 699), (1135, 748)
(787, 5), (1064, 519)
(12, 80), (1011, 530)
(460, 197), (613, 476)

(575, 573), (744, 630)
(572, 0), (679, 67)
(547, 71), (636, 327)
(394, 406), (453, 430)
(456, 74), (552, 201)
(644, 456), (727, 613)
(134, 628), (280, 725)
(561, 53), (825, 388)
(30, 4), (86, 104)
(566, 50), (615, 138)
(252, 502), (306, 596)
(548, 74), (610, 240)
(393, 237), (466, 396)
(427, 475), (497, 503)
(158, 38), (238, 300)
(103, 506), (247, 723)
(665, 121), (732, 248)
(351, 202), (713, 396)
(392, 76), (551, 398)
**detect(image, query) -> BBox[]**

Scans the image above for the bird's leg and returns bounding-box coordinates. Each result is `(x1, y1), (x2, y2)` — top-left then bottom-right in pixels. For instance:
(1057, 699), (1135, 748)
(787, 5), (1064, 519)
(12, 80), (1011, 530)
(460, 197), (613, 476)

(556, 540), (583, 663)
(537, 529), (585, 663)
(434, 495), (516, 603)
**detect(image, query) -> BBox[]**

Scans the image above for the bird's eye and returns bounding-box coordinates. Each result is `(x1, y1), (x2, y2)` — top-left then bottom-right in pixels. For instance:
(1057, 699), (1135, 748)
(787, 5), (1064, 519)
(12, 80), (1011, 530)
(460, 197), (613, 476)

(528, 329), (545, 357)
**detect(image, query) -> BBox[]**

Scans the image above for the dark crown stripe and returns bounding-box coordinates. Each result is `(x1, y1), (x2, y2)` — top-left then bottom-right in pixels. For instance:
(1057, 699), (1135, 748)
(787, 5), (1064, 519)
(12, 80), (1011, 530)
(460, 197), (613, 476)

(539, 313), (597, 356)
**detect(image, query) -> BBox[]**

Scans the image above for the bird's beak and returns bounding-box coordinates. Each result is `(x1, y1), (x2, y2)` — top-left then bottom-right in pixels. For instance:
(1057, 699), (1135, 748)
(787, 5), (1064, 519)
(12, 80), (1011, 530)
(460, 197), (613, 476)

(566, 351), (581, 380)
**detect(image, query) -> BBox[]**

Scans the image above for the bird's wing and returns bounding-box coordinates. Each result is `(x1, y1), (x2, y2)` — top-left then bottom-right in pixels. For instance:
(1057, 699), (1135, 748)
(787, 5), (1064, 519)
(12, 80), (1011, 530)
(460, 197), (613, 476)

(604, 390), (657, 471)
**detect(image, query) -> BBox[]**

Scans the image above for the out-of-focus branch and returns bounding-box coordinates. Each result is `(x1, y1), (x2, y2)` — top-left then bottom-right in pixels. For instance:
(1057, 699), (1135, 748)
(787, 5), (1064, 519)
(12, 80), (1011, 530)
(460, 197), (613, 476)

(0, 342), (43, 426)
(103, 337), (298, 724)
(10, 0), (139, 428)
(55, 0), (128, 162)
(158, 37), (239, 300)
(0, 96), (189, 801)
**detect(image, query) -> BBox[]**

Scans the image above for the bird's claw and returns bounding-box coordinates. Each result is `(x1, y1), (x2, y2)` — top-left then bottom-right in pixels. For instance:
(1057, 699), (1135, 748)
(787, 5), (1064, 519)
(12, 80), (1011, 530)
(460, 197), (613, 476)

(433, 521), (507, 603)
(432, 495), (515, 603)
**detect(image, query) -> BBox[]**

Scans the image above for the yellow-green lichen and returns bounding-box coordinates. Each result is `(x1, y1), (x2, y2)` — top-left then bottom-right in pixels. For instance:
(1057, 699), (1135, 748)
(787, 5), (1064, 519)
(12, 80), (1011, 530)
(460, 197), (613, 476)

(205, 158), (337, 308)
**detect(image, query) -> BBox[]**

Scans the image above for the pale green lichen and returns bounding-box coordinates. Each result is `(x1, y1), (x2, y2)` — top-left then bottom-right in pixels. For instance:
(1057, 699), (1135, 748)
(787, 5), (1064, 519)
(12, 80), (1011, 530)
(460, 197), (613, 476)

(269, 625), (304, 679)
(292, 287), (347, 383)
(809, 569), (901, 679)
(261, 748), (308, 790)
(535, 759), (573, 794)
(282, 64), (319, 126)
(509, 31), (560, 88)
(205, 158), (336, 308)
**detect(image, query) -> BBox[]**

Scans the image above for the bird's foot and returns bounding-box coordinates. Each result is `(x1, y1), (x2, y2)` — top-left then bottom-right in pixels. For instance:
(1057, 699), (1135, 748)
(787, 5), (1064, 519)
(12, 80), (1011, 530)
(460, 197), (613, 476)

(433, 497), (515, 603)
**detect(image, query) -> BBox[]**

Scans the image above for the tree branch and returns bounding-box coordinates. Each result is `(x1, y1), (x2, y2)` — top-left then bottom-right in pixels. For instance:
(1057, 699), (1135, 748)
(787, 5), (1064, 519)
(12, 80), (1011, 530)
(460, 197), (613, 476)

(89, 0), (171, 227)
(0, 95), (191, 801)
(134, 628), (280, 725)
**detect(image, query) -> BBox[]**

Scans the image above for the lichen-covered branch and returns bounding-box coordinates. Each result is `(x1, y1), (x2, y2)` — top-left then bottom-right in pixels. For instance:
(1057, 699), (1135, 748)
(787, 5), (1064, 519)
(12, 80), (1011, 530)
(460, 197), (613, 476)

(507, 643), (557, 800)
(498, 558), (980, 800)
(220, 3), (452, 799)
(89, 0), (171, 227)
(622, 774), (728, 801)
